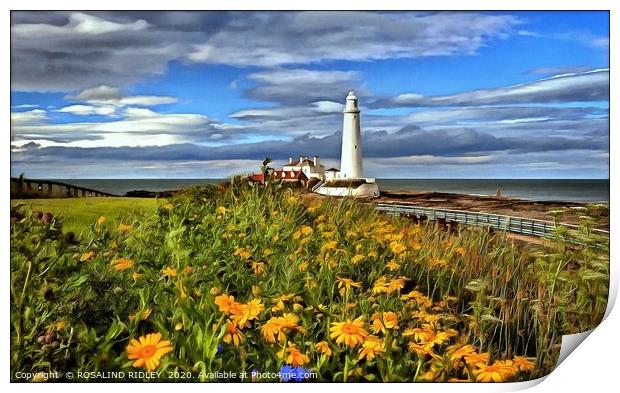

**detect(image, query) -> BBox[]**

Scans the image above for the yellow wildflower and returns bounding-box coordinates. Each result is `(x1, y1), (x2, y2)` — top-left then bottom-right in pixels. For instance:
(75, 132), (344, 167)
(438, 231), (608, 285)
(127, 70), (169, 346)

(214, 294), (241, 315)
(260, 314), (300, 343)
(330, 317), (368, 347)
(385, 260), (400, 271)
(315, 341), (332, 357)
(126, 333), (173, 372)
(358, 335), (385, 361)
(117, 223), (132, 232)
(390, 241), (407, 255)
(162, 267), (177, 278)
(371, 312), (399, 334)
(465, 351), (490, 368)
(233, 298), (265, 326)
(336, 276), (363, 295)
(222, 320), (244, 346)
(234, 247), (252, 260)
(350, 254), (365, 265)
(252, 261), (266, 275)
(111, 257), (133, 272)
(80, 251), (95, 262)
(473, 360), (518, 382)
(321, 240), (337, 253)
(279, 343), (310, 367)
(512, 356), (535, 372)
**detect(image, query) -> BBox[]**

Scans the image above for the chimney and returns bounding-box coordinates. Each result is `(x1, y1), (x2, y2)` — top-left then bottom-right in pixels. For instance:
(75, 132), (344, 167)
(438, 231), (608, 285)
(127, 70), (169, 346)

(313, 156), (319, 166)
(289, 157), (292, 164)
(299, 156), (303, 164)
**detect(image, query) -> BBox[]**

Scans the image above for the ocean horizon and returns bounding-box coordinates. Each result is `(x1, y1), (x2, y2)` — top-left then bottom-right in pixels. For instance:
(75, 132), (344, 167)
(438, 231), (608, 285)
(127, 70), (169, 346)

(42, 178), (610, 203)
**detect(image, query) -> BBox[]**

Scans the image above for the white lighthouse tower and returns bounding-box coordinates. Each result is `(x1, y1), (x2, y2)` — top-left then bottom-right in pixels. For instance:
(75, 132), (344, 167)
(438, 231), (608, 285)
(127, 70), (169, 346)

(315, 91), (380, 198)
(340, 91), (363, 178)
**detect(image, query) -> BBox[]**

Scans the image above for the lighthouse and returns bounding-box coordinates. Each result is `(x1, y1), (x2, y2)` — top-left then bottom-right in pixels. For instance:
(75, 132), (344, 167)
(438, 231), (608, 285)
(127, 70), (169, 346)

(315, 91), (380, 198)
(340, 91), (363, 178)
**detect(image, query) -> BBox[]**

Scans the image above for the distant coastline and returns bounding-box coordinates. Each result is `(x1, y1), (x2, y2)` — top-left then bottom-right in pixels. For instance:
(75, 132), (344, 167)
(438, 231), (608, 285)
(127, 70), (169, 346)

(42, 178), (610, 203)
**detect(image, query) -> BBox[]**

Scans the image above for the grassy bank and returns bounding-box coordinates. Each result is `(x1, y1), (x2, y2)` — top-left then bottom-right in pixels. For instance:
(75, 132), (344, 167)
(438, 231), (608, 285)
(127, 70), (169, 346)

(10, 183), (609, 382)
(11, 197), (165, 234)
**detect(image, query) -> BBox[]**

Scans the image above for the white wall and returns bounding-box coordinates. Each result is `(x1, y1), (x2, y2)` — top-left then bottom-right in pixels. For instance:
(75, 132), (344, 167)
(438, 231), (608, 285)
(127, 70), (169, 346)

(315, 183), (379, 198)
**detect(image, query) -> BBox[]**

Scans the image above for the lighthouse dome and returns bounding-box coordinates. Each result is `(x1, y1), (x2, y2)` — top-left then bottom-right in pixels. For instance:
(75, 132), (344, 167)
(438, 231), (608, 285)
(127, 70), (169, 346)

(344, 91), (359, 113)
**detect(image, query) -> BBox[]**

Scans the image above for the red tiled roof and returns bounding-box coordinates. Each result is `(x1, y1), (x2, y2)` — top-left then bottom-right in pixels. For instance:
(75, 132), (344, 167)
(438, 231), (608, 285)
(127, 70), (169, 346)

(250, 173), (265, 182)
(272, 170), (308, 180)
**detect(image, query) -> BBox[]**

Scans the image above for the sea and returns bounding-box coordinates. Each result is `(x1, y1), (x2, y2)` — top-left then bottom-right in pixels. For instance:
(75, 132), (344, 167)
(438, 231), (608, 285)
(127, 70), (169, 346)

(50, 179), (610, 203)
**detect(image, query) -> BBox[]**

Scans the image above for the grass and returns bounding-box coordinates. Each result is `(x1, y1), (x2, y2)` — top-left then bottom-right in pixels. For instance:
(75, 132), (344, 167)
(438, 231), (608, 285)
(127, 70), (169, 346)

(11, 197), (165, 234)
(10, 181), (609, 382)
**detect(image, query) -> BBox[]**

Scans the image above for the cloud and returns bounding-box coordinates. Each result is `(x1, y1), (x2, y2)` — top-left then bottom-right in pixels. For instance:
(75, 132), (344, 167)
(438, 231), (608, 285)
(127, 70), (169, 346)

(11, 12), (192, 91)
(404, 105), (604, 125)
(69, 85), (178, 107)
(590, 37), (609, 49)
(72, 85), (121, 101)
(244, 68), (367, 105)
(186, 12), (520, 67)
(11, 104), (40, 109)
(552, 31), (610, 50)
(58, 104), (116, 116)
(527, 65), (595, 75)
(12, 12), (148, 36)
(13, 124), (606, 165)
(11, 11), (520, 92)
(369, 155), (495, 166)
(10, 105), (244, 148)
(52, 85), (179, 117)
(11, 109), (48, 125)
(230, 100), (344, 120)
(378, 69), (609, 107)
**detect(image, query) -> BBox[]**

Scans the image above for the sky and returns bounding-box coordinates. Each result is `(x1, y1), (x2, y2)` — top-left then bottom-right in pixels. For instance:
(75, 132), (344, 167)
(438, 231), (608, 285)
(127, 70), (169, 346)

(10, 11), (609, 179)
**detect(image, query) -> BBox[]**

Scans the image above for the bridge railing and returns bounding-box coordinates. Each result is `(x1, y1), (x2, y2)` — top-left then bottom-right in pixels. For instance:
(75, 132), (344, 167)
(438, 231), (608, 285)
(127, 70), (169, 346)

(10, 177), (118, 198)
(374, 202), (609, 239)
(311, 179), (325, 192)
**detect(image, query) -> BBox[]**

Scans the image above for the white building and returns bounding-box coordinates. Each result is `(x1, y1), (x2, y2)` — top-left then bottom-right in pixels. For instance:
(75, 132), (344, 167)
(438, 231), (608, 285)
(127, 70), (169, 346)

(315, 91), (380, 198)
(282, 156), (325, 180)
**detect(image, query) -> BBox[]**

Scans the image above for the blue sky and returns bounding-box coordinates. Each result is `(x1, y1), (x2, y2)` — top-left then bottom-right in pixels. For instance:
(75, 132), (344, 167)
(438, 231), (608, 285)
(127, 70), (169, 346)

(10, 11), (609, 178)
